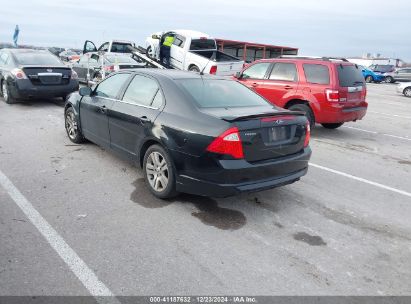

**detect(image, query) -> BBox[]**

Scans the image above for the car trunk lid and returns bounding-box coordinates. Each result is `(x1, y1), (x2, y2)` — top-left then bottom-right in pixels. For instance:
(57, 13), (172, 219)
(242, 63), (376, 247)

(202, 106), (308, 162)
(22, 66), (72, 85)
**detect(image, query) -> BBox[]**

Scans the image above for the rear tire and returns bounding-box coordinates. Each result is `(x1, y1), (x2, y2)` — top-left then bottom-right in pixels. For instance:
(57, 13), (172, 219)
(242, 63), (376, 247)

(403, 87), (411, 98)
(321, 123), (344, 129)
(143, 144), (178, 199)
(365, 75), (373, 83)
(385, 76), (394, 83)
(65, 107), (85, 144)
(146, 45), (154, 60)
(287, 104), (315, 128)
(189, 65), (200, 73)
(1, 80), (17, 104)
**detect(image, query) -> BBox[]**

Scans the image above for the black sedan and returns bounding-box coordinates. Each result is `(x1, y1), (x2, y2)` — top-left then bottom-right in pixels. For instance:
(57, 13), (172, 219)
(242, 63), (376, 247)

(64, 69), (311, 198)
(0, 48), (79, 104)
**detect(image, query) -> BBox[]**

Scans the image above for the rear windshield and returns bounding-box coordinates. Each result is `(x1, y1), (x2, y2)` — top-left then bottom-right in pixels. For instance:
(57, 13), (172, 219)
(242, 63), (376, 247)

(106, 55), (136, 63)
(190, 39), (217, 50)
(177, 79), (270, 108)
(13, 52), (63, 65)
(337, 65), (365, 87)
(111, 43), (133, 53)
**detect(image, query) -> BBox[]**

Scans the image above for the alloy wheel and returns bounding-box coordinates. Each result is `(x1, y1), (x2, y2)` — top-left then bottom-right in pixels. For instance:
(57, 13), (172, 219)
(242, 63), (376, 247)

(146, 151), (169, 192)
(2, 82), (8, 101)
(404, 88), (411, 97)
(65, 111), (78, 140)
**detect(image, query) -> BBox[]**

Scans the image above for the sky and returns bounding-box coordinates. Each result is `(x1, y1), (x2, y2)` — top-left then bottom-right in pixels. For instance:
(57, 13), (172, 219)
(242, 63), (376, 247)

(0, 0), (410, 61)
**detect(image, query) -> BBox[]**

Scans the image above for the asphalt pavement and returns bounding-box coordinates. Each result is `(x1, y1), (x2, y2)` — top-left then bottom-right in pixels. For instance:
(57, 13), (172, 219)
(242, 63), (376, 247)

(0, 83), (410, 297)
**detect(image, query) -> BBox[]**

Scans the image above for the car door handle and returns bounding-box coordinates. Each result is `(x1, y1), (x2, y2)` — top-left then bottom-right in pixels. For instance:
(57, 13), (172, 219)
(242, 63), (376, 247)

(284, 85), (293, 90)
(251, 82), (258, 87)
(99, 105), (107, 114)
(140, 116), (151, 124)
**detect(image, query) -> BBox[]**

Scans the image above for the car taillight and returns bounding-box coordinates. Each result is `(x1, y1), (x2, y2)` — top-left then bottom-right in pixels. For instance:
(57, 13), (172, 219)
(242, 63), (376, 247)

(71, 69), (78, 79)
(11, 68), (27, 79)
(209, 65), (217, 75)
(325, 89), (340, 102)
(304, 121), (310, 148)
(206, 127), (244, 159)
(104, 65), (114, 72)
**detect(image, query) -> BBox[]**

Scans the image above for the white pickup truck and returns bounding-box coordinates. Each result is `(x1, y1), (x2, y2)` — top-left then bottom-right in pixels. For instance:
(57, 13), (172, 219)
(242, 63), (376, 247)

(145, 30), (244, 76)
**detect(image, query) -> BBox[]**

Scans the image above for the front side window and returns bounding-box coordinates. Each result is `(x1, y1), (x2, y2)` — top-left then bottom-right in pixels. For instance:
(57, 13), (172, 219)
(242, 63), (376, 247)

(269, 63), (298, 82)
(173, 35), (186, 48)
(98, 43), (109, 52)
(122, 75), (160, 107)
(303, 64), (330, 84)
(242, 62), (271, 79)
(94, 73), (130, 99)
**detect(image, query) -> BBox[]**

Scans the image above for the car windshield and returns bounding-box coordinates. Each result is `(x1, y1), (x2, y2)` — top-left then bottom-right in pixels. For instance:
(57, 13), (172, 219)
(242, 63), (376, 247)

(105, 55), (137, 63)
(111, 43), (133, 53)
(337, 65), (365, 87)
(177, 79), (271, 108)
(190, 39), (217, 50)
(14, 52), (62, 65)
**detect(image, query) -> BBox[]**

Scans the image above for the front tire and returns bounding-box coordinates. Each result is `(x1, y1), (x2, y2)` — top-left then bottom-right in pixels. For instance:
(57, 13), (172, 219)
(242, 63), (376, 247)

(1, 80), (17, 104)
(143, 144), (178, 199)
(65, 107), (85, 143)
(365, 75), (373, 83)
(146, 45), (154, 60)
(321, 123), (344, 129)
(188, 65), (200, 73)
(288, 104), (315, 128)
(404, 87), (411, 98)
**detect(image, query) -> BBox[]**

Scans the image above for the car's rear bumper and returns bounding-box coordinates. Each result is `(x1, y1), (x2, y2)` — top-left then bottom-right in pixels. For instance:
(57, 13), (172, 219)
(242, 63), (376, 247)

(175, 148), (311, 198)
(9, 79), (79, 99)
(316, 102), (368, 123)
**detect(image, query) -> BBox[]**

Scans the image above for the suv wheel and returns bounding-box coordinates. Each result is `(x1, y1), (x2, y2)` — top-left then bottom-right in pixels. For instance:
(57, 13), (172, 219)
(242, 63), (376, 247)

(288, 104), (315, 128)
(321, 123), (344, 129)
(143, 144), (178, 199)
(365, 76), (373, 83)
(404, 87), (411, 98)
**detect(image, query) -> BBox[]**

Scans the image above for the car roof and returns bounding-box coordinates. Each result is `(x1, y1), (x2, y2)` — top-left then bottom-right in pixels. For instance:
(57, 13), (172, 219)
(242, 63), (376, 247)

(255, 56), (354, 65)
(122, 68), (227, 80)
(171, 29), (211, 39)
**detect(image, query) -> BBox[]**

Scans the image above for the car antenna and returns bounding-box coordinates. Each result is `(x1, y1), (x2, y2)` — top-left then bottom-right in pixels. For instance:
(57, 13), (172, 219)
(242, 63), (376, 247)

(200, 56), (214, 76)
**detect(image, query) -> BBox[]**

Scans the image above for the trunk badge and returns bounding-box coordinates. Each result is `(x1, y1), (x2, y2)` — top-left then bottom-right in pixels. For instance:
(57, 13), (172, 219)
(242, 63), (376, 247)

(47, 69), (53, 72)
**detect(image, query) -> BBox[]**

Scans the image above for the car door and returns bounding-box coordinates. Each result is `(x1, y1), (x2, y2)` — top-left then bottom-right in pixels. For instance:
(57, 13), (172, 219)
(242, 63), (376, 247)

(83, 40), (97, 54)
(80, 73), (131, 148)
(170, 34), (186, 70)
(238, 62), (271, 96)
(263, 62), (298, 105)
(108, 74), (164, 159)
(397, 69), (411, 81)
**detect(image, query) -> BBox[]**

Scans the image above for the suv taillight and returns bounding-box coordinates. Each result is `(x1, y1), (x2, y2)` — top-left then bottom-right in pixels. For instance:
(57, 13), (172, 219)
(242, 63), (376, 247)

(325, 89), (340, 102)
(206, 127), (244, 159)
(304, 121), (310, 148)
(209, 65), (217, 75)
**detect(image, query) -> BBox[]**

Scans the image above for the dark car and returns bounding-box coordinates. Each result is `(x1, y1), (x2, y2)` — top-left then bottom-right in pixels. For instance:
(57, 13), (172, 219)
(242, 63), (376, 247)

(72, 53), (144, 82)
(64, 69), (311, 198)
(0, 49), (79, 104)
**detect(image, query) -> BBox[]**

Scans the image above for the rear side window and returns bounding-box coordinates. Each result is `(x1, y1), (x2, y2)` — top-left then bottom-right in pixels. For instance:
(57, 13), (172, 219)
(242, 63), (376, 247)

(177, 79), (270, 108)
(242, 62), (270, 79)
(337, 65), (365, 87)
(95, 73), (130, 98)
(122, 75), (160, 107)
(303, 64), (330, 84)
(190, 39), (216, 50)
(269, 63), (298, 82)
(111, 43), (133, 53)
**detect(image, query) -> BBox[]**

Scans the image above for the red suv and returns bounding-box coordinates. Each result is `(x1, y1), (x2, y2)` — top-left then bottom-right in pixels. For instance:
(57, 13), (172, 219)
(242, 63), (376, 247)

(235, 57), (368, 129)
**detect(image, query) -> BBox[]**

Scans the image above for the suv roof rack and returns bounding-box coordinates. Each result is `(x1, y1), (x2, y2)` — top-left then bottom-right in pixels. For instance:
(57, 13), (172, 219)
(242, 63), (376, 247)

(279, 55), (348, 62)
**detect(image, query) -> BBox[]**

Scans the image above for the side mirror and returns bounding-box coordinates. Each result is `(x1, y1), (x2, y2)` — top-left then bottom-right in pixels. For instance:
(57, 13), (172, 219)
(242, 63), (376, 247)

(79, 86), (92, 96)
(234, 72), (242, 79)
(151, 34), (160, 39)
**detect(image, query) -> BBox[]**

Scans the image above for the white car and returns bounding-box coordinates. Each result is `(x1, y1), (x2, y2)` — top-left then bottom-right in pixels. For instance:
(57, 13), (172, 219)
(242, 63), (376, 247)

(397, 82), (411, 98)
(145, 29), (244, 76)
(82, 39), (135, 54)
